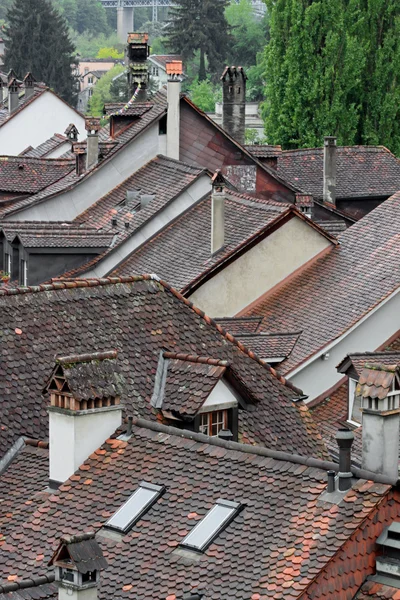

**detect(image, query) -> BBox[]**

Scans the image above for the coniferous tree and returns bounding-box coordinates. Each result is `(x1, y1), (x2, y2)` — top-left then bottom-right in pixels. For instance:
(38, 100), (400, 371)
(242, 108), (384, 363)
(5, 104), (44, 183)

(166, 0), (231, 81)
(3, 0), (77, 104)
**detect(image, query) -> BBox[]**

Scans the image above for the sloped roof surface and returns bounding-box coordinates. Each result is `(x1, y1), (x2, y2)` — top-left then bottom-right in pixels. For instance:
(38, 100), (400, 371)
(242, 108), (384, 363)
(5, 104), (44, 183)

(339, 351), (400, 377)
(245, 144), (282, 158)
(0, 276), (326, 460)
(356, 581), (400, 599)
(111, 192), (289, 289)
(21, 134), (69, 159)
(0, 421), (397, 599)
(215, 316), (263, 334)
(356, 364), (398, 400)
(149, 54), (182, 69)
(0, 156), (75, 194)
(236, 332), (301, 360)
(276, 146), (400, 200)
(1, 222), (113, 248)
(243, 191), (400, 374)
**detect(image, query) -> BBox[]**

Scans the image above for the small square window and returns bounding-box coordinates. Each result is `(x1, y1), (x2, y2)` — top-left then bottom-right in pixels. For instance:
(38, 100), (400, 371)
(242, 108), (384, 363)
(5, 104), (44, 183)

(199, 410), (227, 437)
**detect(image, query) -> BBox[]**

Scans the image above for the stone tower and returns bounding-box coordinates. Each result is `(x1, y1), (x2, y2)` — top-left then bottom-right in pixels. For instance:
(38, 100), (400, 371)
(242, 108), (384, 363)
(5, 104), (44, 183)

(221, 66), (247, 145)
(126, 32), (150, 101)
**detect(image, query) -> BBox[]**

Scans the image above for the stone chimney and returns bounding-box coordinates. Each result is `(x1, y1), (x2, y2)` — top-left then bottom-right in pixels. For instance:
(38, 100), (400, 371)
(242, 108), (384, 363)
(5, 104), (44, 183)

(323, 136), (337, 205)
(166, 60), (183, 161)
(85, 117), (101, 170)
(8, 77), (19, 114)
(359, 363), (400, 481)
(221, 66), (247, 145)
(23, 72), (35, 100)
(126, 32), (150, 100)
(49, 532), (107, 600)
(44, 351), (124, 488)
(211, 170), (226, 254)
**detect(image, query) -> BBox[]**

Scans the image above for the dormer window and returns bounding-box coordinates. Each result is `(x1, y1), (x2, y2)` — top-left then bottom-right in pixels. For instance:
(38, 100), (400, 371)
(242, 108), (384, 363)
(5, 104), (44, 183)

(181, 499), (241, 552)
(348, 377), (360, 425)
(199, 410), (227, 436)
(105, 482), (164, 533)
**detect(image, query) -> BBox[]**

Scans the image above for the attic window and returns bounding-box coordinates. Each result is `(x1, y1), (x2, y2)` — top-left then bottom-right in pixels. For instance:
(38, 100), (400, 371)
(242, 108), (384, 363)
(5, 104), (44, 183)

(181, 499), (241, 552)
(105, 482), (164, 533)
(199, 410), (227, 436)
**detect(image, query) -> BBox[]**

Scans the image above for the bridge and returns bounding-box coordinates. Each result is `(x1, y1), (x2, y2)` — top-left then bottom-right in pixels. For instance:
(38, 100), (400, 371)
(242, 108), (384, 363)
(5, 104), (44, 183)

(99, 0), (266, 42)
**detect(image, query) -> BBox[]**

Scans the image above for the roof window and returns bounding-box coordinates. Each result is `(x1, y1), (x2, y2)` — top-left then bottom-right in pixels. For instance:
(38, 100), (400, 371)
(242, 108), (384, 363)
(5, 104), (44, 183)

(181, 499), (241, 552)
(105, 482), (164, 533)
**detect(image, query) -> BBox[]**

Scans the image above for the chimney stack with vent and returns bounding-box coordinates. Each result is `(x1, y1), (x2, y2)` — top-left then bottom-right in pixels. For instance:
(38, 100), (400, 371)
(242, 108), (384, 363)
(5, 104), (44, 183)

(359, 364), (400, 481)
(211, 170), (226, 254)
(166, 60), (183, 161)
(44, 351), (124, 488)
(221, 66), (247, 145)
(323, 136), (337, 206)
(23, 72), (35, 100)
(126, 32), (150, 100)
(8, 77), (19, 114)
(85, 117), (101, 170)
(335, 428), (354, 491)
(49, 532), (108, 600)
(65, 123), (79, 143)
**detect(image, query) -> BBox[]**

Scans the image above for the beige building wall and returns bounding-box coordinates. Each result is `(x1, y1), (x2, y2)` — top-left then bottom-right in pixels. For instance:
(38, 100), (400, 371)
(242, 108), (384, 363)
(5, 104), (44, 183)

(188, 217), (332, 318)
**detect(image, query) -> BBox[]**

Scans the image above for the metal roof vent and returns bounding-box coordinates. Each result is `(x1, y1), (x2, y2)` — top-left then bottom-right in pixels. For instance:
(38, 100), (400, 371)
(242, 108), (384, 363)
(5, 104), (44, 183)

(140, 193), (155, 209)
(373, 523), (400, 588)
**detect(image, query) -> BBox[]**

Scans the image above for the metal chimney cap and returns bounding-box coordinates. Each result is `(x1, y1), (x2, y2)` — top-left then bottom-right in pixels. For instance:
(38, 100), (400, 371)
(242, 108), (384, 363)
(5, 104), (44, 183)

(336, 427), (354, 448)
(218, 428), (233, 441)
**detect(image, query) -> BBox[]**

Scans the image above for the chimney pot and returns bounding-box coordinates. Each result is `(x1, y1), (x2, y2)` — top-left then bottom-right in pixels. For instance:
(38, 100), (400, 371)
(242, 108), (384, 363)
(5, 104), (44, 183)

(323, 136), (337, 206)
(166, 62), (182, 161)
(111, 217), (118, 227)
(335, 427), (354, 491)
(327, 470), (336, 493)
(218, 428), (233, 441)
(8, 78), (19, 115)
(85, 117), (101, 170)
(211, 170), (226, 254)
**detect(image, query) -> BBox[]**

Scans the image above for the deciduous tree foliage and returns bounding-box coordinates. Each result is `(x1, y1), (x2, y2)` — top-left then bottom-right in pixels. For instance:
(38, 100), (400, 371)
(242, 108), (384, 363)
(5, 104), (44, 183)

(3, 0), (77, 104)
(262, 0), (400, 154)
(166, 0), (231, 81)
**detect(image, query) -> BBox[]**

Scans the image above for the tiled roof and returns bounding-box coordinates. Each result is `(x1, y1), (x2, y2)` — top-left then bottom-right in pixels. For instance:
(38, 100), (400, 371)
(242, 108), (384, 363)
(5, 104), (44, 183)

(0, 276), (327, 460)
(235, 332), (302, 361)
(0, 419), (398, 599)
(149, 54), (182, 70)
(0, 156), (75, 194)
(0, 93), (168, 220)
(276, 145), (400, 200)
(356, 581), (400, 599)
(314, 219), (348, 236)
(245, 144), (282, 158)
(242, 191), (400, 374)
(215, 316), (263, 334)
(21, 134), (70, 159)
(0, 581), (56, 600)
(356, 363), (399, 400)
(0, 222), (114, 248)
(103, 101), (155, 117)
(111, 192), (291, 289)
(338, 351), (400, 377)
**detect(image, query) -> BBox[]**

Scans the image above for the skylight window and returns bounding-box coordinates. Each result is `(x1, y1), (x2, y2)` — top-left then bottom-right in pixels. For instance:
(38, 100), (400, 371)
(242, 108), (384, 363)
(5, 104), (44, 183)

(181, 499), (241, 552)
(105, 482), (164, 533)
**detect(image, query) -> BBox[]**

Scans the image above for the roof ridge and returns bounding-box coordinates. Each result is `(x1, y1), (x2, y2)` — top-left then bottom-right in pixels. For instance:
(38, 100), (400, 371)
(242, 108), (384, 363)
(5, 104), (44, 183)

(130, 417), (397, 484)
(24, 439), (49, 449)
(237, 331), (302, 338)
(0, 575), (55, 593)
(163, 352), (228, 366)
(0, 275), (303, 394)
(56, 350), (117, 364)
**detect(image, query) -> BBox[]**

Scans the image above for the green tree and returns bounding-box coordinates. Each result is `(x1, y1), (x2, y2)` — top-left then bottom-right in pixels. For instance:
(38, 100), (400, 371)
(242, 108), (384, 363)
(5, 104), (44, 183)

(3, 0), (78, 104)
(88, 64), (125, 116)
(165, 0), (231, 81)
(97, 47), (124, 59)
(225, 0), (268, 67)
(75, 0), (109, 35)
(188, 78), (221, 112)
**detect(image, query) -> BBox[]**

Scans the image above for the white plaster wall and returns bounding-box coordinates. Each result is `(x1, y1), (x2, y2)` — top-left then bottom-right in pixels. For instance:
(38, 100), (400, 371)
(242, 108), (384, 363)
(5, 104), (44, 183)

(288, 289), (400, 402)
(199, 379), (239, 413)
(6, 125), (162, 222)
(0, 91), (85, 155)
(188, 217), (332, 318)
(46, 142), (72, 159)
(85, 174), (211, 277)
(49, 407), (122, 483)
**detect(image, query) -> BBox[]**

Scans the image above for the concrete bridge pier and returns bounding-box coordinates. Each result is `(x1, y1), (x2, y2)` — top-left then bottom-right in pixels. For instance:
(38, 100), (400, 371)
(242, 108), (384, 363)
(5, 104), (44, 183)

(117, 6), (134, 42)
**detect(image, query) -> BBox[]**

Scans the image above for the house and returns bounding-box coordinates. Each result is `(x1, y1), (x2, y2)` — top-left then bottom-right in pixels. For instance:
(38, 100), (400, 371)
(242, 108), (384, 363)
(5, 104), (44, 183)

(76, 58), (119, 84)
(0, 72), (85, 155)
(0, 275), (327, 460)
(233, 191), (400, 403)
(148, 54), (183, 89)
(78, 70), (108, 113)
(246, 140), (400, 221)
(19, 132), (73, 159)
(1, 363), (400, 599)
(0, 38), (4, 68)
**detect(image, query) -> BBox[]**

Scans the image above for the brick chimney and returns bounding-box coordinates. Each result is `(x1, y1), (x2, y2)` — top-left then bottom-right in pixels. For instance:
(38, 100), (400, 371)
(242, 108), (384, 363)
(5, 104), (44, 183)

(221, 66), (247, 145)
(23, 72), (35, 100)
(49, 532), (107, 600)
(126, 32), (150, 100)
(359, 363), (400, 481)
(211, 170), (226, 254)
(85, 117), (101, 170)
(44, 351), (124, 488)
(8, 77), (19, 114)
(323, 136), (337, 205)
(166, 60), (183, 161)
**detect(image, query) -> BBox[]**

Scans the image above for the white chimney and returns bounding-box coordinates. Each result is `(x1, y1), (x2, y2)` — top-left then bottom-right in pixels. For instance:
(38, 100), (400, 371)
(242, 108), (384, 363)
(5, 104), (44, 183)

(359, 364), (400, 481)
(49, 532), (107, 600)
(23, 72), (35, 100)
(8, 78), (19, 114)
(323, 136), (337, 205)
(211, 170), (226, 254)
(166, 61), (183, 160)
(44, 351), (124, 488)
(85, 117), (101, 170)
